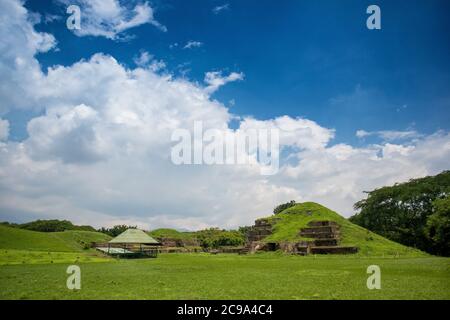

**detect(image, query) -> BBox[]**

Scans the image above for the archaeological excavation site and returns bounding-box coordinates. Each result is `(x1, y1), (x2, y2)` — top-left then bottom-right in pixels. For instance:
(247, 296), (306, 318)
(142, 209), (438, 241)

(241, 218), (358, 255)
(240, 202), (360, 255)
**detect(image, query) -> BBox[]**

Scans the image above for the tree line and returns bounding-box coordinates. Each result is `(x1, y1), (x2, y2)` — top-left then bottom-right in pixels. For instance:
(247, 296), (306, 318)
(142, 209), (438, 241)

(350, 170), (450, 256)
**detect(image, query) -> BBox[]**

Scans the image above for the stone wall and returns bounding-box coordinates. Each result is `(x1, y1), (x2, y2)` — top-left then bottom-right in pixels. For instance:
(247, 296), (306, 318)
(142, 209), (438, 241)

(157, 237), (199, 248)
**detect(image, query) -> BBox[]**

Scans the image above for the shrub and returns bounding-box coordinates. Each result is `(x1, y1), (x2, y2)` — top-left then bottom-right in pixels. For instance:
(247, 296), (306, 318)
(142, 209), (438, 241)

(195, 228), (245, 249)
(19, 219), (76, 232)
(273, 200), (297, 214)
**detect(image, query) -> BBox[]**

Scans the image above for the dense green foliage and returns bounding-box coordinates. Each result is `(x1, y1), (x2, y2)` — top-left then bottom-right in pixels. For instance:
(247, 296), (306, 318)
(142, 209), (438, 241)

(97, 225), (137, 237)
(350, 171), (450, 256)
(264, 202), (425, 256)
(1, 219), (96, 232)
(238, 225), (252, 237)
(426, 196), (450, 256)
(194, 228), (245, 249)
(1, 254), (449, 299)
(273, 200), (296, 214)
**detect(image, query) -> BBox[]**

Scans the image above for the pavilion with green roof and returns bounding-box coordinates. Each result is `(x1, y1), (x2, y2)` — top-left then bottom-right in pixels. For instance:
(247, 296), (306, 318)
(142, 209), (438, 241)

(95, 229), (161, 258)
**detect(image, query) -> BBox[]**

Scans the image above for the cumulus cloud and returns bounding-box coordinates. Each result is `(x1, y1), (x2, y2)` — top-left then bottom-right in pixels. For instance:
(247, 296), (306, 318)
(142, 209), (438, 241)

(204, 71), (244, 94)
(0, 0), (449, 230)
(25, 104), (106, 164)
(58, 0), (166, 40)
(0, 0), (56, 114)
(240, 116), (334, 150)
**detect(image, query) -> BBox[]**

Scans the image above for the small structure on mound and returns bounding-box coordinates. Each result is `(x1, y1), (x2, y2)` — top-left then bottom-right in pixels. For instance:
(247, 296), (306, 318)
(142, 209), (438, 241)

(95, 229), (161, 258)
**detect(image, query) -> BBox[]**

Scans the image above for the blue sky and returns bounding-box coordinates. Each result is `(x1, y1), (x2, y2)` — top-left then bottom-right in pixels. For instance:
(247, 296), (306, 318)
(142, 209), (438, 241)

(0, 0), (449, 228)
(12, 0), (450, 144)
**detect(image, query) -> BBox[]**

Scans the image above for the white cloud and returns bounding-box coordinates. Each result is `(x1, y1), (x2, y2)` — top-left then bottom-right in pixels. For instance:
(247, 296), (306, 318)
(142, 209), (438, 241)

(183, 40), (203, 49)
(212, 4), (230, 15)
(204, 71), (244, 94)
(25, 104), (106, 164)
(281, 132), (450, 216)
(356, 129), (421, 141)
(58, 0), (166, 40)
(381, 143), (414, 158)
(133, 51), (166, 71)
(133, 51), (152, 66)
(0, 119), (9, 141)
(355, 130), (369, 138)
(239, 116), (334, 150)
(0, 0), (449, 230)
(0, 0), (56, 114)
(43, 14), (63, 24)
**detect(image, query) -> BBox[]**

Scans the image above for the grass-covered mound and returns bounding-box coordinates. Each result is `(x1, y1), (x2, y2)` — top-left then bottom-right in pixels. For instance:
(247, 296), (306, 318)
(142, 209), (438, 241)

(0, 224), (111, 252)
(263, 202), (426, 256)
(148, 228), (196, 241)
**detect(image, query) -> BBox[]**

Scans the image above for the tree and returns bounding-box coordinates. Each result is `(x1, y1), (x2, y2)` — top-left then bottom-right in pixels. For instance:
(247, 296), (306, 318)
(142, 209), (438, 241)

(273, 200), (297, 214)
(1, 219), (96, 232)
(426, 196), (450, 256)
(19, 219), (75, 232)
(98, 225), (137, 237)
(194, 228), (245, 249)
(350, 171), (450, 255)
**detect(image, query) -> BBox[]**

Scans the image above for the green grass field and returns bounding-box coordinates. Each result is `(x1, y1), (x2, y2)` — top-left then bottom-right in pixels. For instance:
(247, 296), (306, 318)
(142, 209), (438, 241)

(0, 205), (449, 300)
(0, 249), (110, 265)
(0, 253), (449, 300)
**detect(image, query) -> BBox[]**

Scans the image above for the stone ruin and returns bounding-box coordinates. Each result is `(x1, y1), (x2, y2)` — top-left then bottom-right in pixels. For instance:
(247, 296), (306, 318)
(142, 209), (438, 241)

(247, 218), (276, 241)
(240, 218), (278, 254)
(241, 219), (358, 255)
(156, 237), (201, 253)
(298, 221), (358, 254)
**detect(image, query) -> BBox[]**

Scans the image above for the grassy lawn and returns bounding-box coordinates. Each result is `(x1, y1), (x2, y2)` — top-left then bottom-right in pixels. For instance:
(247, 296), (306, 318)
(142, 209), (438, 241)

(0, 253), (449, 300)
(0, 249), (110, 265)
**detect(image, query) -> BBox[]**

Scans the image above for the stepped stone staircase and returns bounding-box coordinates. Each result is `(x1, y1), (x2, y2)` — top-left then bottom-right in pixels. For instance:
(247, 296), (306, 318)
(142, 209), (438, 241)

(298, 221), (358, 254)
(240, 218), (275, 254)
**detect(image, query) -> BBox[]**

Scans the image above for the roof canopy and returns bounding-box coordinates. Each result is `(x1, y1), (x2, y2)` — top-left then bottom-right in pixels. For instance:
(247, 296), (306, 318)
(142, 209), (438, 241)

(109, 229), (160, 245)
